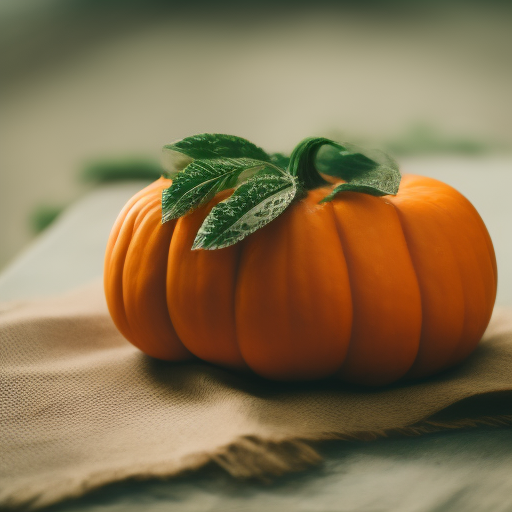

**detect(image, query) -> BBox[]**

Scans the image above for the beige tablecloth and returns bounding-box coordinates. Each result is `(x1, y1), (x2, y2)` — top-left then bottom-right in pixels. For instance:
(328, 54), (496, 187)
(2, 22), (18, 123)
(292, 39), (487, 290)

(1, 282), (512, 510)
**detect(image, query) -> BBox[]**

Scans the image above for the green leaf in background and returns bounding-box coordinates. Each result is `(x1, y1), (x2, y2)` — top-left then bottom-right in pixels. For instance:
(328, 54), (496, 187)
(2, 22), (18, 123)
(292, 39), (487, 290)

(161, 158), (282, 222)
(162, 134), (270, 175)
(192, 173), (299, 250)
(30, 204), (66, 233)
(82, 158), (163, 182)
(383, 124), (492, 156)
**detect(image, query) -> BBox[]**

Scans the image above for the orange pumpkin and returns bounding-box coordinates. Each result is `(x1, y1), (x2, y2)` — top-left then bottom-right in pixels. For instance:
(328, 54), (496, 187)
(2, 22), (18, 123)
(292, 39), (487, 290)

(104, 170), (497, 386)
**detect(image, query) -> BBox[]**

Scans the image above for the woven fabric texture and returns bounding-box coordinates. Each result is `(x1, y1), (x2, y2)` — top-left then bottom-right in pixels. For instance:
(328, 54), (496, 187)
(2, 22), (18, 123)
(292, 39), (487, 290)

(1, 281), (512, 510)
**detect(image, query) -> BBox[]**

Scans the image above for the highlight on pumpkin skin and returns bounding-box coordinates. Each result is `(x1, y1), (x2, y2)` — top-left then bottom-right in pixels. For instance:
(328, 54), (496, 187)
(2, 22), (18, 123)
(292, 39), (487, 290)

(104, 178), (192, 361)
(103, 135), (497, 386)
(390, 175), (496, 379)
(395, 176), (496, 374)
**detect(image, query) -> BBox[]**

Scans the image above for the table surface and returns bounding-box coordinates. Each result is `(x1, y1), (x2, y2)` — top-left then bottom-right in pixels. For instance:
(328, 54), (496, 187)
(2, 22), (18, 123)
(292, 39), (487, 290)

(2, 157), (512, 512)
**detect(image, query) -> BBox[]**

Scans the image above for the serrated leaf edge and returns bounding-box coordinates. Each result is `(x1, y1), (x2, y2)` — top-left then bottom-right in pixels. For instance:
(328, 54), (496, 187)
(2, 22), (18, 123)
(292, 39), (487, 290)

(162, 159), (287, 223)
(162, 133), (270, 175)
(192, 174), (298, 250)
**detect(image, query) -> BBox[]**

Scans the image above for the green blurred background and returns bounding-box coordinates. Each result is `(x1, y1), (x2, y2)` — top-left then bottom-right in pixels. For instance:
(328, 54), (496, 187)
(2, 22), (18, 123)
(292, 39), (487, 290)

(1, 0), (511, 270)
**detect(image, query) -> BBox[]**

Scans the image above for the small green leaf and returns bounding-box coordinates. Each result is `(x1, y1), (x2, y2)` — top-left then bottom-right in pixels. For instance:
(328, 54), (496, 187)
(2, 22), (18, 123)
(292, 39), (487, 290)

(287, 137), (400, 202)
(319, 169), (400, 203)
(318, 144), (400, 203)
(315, 142), (396, 179)
(192, 173), (299, 250)
(162, 158), (282, 222)
(162, 134), (270, 175)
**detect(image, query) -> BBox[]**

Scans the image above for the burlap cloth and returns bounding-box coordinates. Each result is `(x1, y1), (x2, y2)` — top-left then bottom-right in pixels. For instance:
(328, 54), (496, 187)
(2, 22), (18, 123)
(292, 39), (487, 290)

(1, 282), (512, 510)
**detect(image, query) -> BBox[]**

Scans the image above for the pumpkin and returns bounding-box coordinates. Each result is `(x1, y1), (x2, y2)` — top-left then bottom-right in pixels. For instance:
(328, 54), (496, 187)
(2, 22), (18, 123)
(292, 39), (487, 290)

(104, 136), (497, 386)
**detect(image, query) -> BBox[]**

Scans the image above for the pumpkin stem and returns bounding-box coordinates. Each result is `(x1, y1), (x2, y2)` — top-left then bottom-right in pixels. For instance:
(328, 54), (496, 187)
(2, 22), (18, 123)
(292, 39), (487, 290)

(288, 137), (331, 190)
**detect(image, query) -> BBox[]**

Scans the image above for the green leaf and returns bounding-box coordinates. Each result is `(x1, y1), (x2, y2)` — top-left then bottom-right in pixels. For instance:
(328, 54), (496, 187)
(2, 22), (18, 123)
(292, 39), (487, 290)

(315, 142), (395, 179)
(318, 143), (400, 203)
(81, 158), (162, 183)
(287, 137), (400, 202)
(161, 158), (282, 222)
(158, 133), (401, 250)
(319, 170), (400, 203)
(162, 134), (270, 175)
(30, 204), (66, 233)
(192, 173), (299, 250)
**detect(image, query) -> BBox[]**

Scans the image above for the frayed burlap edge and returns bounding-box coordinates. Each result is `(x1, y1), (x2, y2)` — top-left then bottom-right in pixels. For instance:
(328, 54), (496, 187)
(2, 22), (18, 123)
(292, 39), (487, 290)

(212, 414), (512, 479)
(3, 414), (512, 511)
